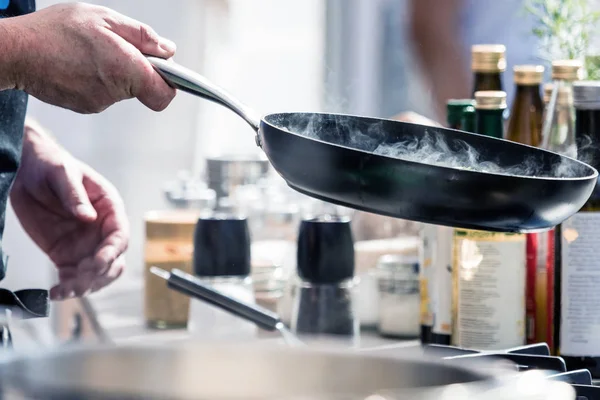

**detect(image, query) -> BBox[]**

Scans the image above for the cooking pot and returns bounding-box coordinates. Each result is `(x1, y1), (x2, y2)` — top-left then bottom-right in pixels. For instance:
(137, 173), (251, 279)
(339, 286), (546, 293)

(0, 341), (574, 399)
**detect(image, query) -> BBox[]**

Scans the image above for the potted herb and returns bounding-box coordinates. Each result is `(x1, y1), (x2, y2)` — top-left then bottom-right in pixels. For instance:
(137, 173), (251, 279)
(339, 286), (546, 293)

(524, 0), (600, 78)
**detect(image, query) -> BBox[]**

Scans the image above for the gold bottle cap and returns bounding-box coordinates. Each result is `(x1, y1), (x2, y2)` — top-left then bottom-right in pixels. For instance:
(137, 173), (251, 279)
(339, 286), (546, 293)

(551, 60), (583, 81)
(474, 90), (507, 110)
(514, 65), (545, 85)
(471, 44), (507, 72)
(543, 83), (573, 105)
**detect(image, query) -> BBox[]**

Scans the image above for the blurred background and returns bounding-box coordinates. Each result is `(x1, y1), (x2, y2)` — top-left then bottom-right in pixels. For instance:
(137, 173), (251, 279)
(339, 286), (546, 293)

(3, 0), (436, 290)
(4, 0), (599, 342)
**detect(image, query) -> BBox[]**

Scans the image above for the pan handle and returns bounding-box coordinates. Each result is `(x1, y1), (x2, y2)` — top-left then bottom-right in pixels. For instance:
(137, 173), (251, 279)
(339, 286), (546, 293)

(146, 56), (261, 133)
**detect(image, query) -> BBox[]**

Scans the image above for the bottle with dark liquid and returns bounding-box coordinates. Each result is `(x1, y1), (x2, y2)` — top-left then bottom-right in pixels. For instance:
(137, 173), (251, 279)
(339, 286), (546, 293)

(554, 81), (600, 377)
(506, 65), (544, 145)
(474, 91), (506, 138)
(505, 65), (545, 346)
(471, 45), (506, 96)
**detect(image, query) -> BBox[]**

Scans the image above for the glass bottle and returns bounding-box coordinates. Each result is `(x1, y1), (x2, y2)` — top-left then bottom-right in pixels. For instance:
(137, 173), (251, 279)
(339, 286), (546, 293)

(541, 60), (582, 158)
(540, 61), (581, 354)
(505, 65), (545, 346)
(471, 44), (506, 96)
(506, 65), (544, 146)
(461, 106), (476, 133)
(554, 81), (600, 377)
(452, 91), (526, 350)
(447, 99), (475, 129)
(474, 91), (507, 138)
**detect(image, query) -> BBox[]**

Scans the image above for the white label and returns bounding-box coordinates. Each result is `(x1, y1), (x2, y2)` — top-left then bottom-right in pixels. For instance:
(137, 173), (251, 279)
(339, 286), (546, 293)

(560, 212), (600, 356)
(454, 231), (526, 350)
(433, 226), (453, 336)
(419, 224), (436, 326)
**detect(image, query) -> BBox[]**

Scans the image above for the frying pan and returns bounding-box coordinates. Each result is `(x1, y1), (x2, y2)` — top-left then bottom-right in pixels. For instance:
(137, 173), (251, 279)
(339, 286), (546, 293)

(147, 57), (598, 233)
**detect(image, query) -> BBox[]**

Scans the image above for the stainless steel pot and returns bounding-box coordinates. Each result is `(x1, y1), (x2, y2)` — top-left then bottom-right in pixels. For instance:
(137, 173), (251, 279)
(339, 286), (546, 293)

(0, 342), (574, 400)
(206, 154), (270, 201)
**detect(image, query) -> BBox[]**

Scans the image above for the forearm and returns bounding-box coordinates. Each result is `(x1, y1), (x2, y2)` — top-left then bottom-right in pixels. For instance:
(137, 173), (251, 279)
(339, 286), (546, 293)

(408, 0), (470, 122)
(0, 18), (25, 91)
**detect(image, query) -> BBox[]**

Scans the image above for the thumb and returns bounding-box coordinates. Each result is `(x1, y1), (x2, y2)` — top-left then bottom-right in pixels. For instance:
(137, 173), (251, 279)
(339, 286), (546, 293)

(52, 164), (98, 222)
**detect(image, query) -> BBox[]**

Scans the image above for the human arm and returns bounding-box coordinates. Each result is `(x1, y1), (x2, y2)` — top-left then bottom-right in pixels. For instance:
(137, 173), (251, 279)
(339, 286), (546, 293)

(0, 2), (176, 113)
(10, 119), (128, 299)
(408, 0), (470, 122)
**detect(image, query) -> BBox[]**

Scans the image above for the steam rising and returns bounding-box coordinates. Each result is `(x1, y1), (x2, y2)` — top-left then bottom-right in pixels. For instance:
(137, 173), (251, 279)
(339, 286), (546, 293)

(272, 113), (592, 179)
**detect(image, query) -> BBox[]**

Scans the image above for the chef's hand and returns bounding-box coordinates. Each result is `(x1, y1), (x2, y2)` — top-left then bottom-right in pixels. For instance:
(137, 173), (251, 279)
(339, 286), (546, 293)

(10, 120), (129, 300)
(0, 2), (176, 113)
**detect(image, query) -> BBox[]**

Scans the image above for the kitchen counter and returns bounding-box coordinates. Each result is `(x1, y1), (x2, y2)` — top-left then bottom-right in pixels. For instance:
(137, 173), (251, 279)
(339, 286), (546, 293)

(54, 275), (420, 354)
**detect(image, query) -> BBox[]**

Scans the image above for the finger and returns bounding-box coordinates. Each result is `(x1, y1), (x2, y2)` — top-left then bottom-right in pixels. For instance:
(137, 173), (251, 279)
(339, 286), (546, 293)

(91, 255), (125, 293)
(108, 14), (176, 58)
(128, 54), (177, 112)
(50, 162), (98, 222)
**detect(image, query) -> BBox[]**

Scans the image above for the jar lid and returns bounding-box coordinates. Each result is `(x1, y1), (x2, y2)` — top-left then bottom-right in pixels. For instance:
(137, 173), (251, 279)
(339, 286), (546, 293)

(474, 91), (507, 110)
(471, 44), (506, 72)
(514, 65), (544, 85)
(573, 81), (600, 109)
(376, 254), (419, 276)
(543, 84), (573, 105)
(552, 60), (583, 81)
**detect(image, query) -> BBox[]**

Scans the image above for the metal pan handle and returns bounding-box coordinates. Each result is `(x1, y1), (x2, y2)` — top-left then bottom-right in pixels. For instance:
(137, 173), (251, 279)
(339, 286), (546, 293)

(146, 56), (261, 133)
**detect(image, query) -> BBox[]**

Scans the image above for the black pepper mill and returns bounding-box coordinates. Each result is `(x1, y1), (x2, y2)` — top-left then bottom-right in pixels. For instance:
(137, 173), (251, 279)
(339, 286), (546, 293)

(290, 216), (358, 345)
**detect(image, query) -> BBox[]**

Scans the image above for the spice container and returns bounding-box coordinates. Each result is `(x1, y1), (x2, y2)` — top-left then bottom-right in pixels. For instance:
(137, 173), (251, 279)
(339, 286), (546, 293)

(187, 214), (257, 341)
(377, 254), (420, 339)
(290, 216), (359, 346)
(144, 210), (199, 329)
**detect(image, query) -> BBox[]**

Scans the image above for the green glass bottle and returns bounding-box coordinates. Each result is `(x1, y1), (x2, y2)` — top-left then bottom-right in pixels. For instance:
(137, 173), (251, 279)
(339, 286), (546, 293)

(461, 106), (476, 133)
(446, 100), (475, 129)
(474, 91), (507, 138)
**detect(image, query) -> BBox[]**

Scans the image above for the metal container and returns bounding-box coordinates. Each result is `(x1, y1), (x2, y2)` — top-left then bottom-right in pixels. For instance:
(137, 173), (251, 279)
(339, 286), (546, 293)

(206, 154), (270, 201)
(0, 342), (574, 399)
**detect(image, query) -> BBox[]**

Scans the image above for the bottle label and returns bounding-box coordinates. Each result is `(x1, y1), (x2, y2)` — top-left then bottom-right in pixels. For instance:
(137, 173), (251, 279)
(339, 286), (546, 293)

(560, 212), (600, 356)
(432, 226), (453, 336)
(419, 225), (435, 327)
(452, 230), (526, 350)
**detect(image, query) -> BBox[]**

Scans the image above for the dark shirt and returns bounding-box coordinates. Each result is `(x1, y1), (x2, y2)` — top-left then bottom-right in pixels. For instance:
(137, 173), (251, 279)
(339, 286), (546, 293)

(0, 0), (48, 322)
(0, 0), (35, 280)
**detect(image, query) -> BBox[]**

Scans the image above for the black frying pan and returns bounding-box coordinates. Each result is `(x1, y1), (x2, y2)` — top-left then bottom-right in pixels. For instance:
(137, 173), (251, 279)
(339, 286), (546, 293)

(147, 57), (598, 233)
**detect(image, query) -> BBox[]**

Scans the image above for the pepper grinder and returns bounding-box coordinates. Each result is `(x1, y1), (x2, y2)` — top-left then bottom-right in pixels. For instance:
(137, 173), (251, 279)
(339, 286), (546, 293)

(187, 214), (257, 341)
(290, 215), (359, 346)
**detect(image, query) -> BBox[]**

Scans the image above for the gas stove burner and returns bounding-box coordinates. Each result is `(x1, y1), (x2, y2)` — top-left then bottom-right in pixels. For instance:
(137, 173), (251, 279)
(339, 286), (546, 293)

(424, 342), (599, 400)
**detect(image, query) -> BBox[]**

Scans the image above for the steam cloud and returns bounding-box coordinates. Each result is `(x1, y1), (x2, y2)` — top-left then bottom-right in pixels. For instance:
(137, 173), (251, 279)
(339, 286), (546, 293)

(273, 113), (592, 179)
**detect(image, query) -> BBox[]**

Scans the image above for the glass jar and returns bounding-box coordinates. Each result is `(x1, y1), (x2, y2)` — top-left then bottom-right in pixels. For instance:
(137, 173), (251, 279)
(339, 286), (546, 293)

(377, 254), (420, 339)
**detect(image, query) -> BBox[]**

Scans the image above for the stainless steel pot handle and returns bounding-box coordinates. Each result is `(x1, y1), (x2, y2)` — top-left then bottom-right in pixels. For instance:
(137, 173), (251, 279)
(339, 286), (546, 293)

(146, 56), (261, 133)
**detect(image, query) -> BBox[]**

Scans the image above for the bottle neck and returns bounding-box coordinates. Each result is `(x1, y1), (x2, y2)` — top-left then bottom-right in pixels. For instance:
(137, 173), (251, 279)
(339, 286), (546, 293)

(475, 108), (505, 138)
(472, 72), (503, 95)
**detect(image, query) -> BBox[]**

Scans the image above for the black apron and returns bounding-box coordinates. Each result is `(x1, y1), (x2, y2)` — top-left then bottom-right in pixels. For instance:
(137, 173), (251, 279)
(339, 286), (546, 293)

(0, 0), (49, 321)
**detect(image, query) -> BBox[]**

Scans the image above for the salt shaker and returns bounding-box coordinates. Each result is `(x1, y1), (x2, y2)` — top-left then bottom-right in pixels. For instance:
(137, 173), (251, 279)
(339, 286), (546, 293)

(187, 214), (257, 341)
(290, 216), (359, 346)
(377, 254), (420, 339)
